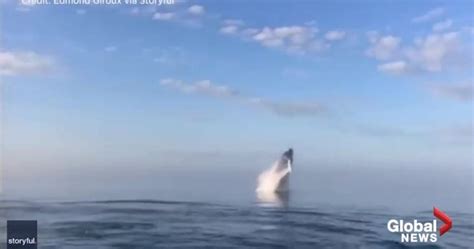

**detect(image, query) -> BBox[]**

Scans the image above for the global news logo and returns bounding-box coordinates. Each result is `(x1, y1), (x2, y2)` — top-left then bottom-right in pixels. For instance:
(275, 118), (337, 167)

(387, 207), (452, 243)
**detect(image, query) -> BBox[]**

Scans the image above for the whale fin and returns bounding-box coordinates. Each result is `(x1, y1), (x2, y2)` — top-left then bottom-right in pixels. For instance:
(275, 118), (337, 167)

(283, 148), (293, 164)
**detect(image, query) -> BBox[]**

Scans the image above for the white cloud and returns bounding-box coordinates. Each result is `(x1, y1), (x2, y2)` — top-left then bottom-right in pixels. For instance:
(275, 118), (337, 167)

(152, 12), (175, 21)
(249, 98), (324, 117)
(14, 0), (34, 12)
(366, 34), (401, 60)
(150, 5), (207, 27)
(219, 19), (332, 55)
(160, 78), (325, 117)
(241, 28), (259, 36)
(429, 82), (473, 101)
(432, 19), (452, 32)
(219, 19), (245, 35)
(160, 78), (237, 97)
(104, 46), (118, 52)
(0, 51), (55, 76)
(305, 20), (317, 27)
(249, 26), (326, 54)
(188, 5), (205, 15)
(377, 61), (408, 75)
(367, 31), (467, 74)
(151, 47), (187, 66)
(219, 25), (239, 35)
(405, 32), (462, 72)
(412, 7), (444, 23)
(324, 30), (346, 41)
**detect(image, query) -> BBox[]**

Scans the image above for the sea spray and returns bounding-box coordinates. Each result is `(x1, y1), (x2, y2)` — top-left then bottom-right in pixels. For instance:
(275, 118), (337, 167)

(256, 148), (293, 193)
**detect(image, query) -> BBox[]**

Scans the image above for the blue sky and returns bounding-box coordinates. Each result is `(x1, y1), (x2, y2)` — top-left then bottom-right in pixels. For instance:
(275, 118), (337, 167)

(1, 0), (473, 173)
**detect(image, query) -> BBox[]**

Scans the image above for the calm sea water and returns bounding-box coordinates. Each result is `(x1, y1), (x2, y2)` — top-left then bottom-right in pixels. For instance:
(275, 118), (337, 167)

(1, 167), (473, 248)
(0, 198), (473, 249)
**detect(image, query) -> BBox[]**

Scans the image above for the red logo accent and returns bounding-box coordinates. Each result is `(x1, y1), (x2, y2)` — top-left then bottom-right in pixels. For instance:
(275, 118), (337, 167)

(433, 207), (452, 236)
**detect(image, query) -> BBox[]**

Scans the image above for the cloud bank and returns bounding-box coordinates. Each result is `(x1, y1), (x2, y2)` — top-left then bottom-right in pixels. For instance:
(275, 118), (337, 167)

(0, 51), (55, 76)
(429, 83), (473, 102)
(367, 31), (468, 75)
(219, 20), (347, 55)
(160, 78), (325, 117)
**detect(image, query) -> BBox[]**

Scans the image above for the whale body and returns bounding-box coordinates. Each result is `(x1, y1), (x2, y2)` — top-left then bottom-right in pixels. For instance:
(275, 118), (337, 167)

(256, 148), (293, 193)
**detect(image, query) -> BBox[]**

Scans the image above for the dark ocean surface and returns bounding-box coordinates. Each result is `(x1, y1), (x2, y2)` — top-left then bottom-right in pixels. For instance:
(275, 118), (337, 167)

(1, 167), (473, 248)
(0, 198), (473, 249)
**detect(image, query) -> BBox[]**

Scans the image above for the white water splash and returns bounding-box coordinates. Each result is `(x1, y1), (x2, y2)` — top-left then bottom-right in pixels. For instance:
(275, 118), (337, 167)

(256, 149), (293, 193)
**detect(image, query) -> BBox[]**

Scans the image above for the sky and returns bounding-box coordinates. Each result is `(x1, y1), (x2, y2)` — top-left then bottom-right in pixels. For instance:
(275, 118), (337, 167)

(0, 0), (473, 182)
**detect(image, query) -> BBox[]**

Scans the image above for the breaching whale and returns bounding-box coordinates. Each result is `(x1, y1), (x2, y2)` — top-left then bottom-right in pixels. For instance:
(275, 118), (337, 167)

(256, 148), (293, 193)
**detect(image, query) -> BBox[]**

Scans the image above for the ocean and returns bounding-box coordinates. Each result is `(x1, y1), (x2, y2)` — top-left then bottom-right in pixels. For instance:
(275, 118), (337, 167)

(1, 167), (473, 248)
(0, 199), (473, 249)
